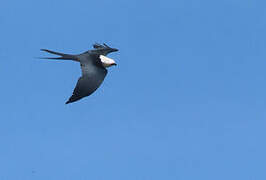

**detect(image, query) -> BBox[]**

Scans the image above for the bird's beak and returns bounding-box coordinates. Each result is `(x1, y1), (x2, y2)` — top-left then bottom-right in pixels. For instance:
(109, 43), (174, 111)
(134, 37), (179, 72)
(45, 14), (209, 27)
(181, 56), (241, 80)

(111, 48), (119, 52)
(113, 63), (117, 66)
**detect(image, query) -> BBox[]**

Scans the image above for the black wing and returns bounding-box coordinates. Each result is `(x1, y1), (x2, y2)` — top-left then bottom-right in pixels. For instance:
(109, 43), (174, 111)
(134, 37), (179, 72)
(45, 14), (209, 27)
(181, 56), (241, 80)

(66, 59), (107, 104)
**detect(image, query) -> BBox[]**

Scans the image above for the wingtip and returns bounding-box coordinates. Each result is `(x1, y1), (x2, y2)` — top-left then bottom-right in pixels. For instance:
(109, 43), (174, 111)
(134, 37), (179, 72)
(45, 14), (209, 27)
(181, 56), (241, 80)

(65, 99), (74, 104)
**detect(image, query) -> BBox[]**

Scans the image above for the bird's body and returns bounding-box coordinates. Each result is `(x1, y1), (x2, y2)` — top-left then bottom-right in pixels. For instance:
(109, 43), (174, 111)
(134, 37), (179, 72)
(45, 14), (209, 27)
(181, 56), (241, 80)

(40, 43), (118, 104)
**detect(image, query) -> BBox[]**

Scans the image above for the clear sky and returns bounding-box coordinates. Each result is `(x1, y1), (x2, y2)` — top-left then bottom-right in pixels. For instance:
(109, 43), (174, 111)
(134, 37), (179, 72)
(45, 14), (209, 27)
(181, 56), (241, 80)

(0, 0), (265, 179)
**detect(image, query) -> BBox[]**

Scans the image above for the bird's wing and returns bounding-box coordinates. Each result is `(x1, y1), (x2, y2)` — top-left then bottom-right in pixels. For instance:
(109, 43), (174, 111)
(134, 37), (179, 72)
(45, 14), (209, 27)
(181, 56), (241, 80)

(66, 60), (107, 104)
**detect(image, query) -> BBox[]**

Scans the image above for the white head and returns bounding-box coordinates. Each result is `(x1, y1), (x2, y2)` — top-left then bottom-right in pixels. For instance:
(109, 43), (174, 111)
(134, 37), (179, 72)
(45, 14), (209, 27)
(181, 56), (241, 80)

(99, 55), (117, 68)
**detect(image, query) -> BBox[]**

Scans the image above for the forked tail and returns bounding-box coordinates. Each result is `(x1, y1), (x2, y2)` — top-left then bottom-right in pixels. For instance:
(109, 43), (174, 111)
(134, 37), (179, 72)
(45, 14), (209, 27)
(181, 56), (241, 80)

(40, 49), (79, 61)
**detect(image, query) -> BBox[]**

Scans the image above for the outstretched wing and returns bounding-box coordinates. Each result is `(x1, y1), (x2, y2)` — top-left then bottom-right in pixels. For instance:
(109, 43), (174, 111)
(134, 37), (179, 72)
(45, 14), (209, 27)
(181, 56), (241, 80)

(66, 60), (107, 104)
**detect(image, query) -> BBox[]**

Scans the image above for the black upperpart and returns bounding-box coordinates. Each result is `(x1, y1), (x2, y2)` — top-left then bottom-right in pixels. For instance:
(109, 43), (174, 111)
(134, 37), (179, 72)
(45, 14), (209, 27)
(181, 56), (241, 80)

(40, 43), (118, 104)
(91, 43), (118, 56)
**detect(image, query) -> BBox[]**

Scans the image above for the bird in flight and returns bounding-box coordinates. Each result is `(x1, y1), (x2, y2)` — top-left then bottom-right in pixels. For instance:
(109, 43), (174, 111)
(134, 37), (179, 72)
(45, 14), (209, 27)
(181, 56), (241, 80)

(40, 43), (118, 104)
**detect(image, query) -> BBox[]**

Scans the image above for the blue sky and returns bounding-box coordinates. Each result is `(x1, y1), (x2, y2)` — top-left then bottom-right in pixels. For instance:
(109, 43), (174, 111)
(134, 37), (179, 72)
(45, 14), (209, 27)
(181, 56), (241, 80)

(0, 0), (266, 179)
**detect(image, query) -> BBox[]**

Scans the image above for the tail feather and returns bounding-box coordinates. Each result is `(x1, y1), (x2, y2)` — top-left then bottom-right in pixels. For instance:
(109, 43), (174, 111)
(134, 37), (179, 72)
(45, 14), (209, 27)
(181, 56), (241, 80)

(40, 49), (79, 61)
(38, 57), (69, 60)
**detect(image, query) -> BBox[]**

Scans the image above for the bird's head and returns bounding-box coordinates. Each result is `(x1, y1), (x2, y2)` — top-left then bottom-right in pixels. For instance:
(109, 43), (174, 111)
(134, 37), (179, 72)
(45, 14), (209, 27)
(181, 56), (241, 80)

(91, 43), (118, 68)
(92, 43), (118, 56)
